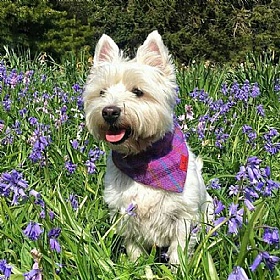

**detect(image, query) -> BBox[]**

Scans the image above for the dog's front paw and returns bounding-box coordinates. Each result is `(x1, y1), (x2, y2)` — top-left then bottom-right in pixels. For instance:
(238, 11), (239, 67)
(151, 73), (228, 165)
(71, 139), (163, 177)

(167, 248), (180, 265)
(125, 241), (144, 262)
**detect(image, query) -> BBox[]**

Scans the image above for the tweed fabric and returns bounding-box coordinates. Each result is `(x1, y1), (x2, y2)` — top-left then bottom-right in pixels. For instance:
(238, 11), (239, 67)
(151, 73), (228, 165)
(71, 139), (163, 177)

(112, 122), (188, 192)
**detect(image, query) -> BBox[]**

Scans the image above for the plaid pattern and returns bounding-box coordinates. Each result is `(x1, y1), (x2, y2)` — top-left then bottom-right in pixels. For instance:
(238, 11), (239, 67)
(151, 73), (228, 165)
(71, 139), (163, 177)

(112, 122), (188, 193)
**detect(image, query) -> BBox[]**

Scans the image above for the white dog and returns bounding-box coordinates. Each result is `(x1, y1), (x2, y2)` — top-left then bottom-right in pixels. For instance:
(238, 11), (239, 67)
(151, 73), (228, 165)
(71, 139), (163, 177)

(83, 30), (213, 265)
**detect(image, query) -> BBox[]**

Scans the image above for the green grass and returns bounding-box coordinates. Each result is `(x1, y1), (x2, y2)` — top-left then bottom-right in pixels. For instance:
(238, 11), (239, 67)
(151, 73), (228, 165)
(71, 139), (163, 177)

(0, 50), (279, 279)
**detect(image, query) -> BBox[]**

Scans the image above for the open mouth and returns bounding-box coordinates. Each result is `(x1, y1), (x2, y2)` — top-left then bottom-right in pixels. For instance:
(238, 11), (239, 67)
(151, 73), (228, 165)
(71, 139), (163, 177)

(105, 127), (131, 144)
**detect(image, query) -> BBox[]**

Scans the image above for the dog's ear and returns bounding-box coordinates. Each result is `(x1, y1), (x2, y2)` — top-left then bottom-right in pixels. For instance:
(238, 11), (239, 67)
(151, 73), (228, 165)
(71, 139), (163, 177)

(136, 30), (173, 76)
(94, 34), (120, 65)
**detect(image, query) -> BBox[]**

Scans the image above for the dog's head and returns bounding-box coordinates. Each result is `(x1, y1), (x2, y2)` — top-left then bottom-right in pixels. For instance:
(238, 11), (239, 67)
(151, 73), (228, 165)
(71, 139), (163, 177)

(83, 31), (178, 155)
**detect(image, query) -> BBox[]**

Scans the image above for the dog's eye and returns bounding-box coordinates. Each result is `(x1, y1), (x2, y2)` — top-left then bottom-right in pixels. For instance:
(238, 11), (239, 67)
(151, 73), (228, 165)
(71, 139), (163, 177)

(132, 88), (144, 97)
(100, 90), (105, 96)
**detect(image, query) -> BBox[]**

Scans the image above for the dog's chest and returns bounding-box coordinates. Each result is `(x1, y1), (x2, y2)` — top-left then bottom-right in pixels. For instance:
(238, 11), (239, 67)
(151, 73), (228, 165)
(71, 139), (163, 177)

(104, 157), (184, 246)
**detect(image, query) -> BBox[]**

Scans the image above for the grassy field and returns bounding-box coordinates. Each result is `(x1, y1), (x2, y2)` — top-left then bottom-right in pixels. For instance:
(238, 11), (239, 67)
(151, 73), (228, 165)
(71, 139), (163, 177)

(0, 50), (279, 279)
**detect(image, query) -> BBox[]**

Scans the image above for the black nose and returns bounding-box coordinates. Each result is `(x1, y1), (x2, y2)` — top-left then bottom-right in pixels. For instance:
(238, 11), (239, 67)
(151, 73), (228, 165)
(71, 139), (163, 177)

(102, 106), (121, 124)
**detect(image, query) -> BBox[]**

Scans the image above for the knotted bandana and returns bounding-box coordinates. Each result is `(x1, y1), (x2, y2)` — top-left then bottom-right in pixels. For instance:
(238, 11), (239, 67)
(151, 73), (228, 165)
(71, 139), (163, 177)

(112, 122), (188, 192)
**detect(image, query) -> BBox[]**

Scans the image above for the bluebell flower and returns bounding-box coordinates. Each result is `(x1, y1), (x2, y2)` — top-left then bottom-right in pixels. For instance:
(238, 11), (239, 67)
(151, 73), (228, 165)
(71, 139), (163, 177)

(256, 104), (265, 117)
(213, 199), (225, 214)
(72, 83), (82, 92)
(208, 178), (221, 190)
(48, 228), (61, 253)
(28, 117), (38, 126)
(0, 259), (12, 279)
(263, 128), (278, 141)
(19, 107), (28, 117)
(227, 266), (249, 280)
(76, 95), (84, 110)
(221, 83), (228, 95)
(0, 170), (29, 205)
(250, 83), (260, 98)
(213, 216), (226, 228)
(228, 203), (244, 234)
(70, 139), (79, 150)
(49, 238), (61, 253)
(263, 227), (279, 247)
(242, 125), (257, 145)
(189, 88), (210, 104)
(214, 127), (229, 149)
(2, 94), (11, 111)
(23, 261), (42, 280)
(69, 194), (79, 210)
(264, 142), (280, 155)
(65, 161), (77, 174)
(40, 74), (46, 83)
(23, 222), (43, 241)
(88, 147), (105, 161)
(29, 125), (51, 164)
(48, 228), (61, 239)
(250, 251), (280, 272)
(85, 160), (96, 174)
(125, 202), (137, 217)
(274, 79), (280, 92)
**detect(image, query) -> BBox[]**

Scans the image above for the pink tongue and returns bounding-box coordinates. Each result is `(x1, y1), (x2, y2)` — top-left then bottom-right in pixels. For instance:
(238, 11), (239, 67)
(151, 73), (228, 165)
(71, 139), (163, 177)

(105, 129), (126, 143)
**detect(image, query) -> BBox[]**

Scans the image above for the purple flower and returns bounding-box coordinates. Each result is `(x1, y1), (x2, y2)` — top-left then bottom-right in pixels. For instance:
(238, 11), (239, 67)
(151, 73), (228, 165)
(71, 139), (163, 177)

(48, 228), (61, 253)
(242, 125), (257, 145)
(221, 83), (228, 95)
(72, 83), (82, 92)
(250, 251), (280, 272)
(213, 199), (225, 214)
(29, 126), (51, 164)
(236, 166), (247, 181)
(0, 170), (29, 205)
(29, 190), (41, 199)
(70, 139), (79, 150)
(85, 160), (96, 174)
(264, 142), (280, 155)
(244, 198), (255, 211)
(19, 107), (28, 117)
(88, 147), (105, 161)
(50, 238), (61, 253)
(23, 262), (42, 280)
(125, 202), (137, 216)
(256, 104), (265, 117)
(208, 178), (221, 190)
(264, 128), (278, 141)
(28, 117), (38, 126)
(2, 94), (11, 111)
(214, 127), (229, 149)
(229, 184), (239, 196)
(263, 227), (279, 246)
(0, 259), (12, 279)
(23, 222), (43, 241)
(250, 83), (260, 98)
(228, 203), (244, 234)
(274, 79), (280, 92)
(48, 228), (61, 239)
(65, 161), (77, 174)
(189, 88), (210, 104)
(246, 156), (262, 184)
(40, 74), (46, 83)
(227, 266), (249, 280)
(213, 216), (226, 228)
(69, 194), (78, 210)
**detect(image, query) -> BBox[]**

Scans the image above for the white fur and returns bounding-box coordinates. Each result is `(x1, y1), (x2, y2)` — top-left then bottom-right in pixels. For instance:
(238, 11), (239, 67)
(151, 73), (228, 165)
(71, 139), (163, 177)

(83, 30), (213, 264)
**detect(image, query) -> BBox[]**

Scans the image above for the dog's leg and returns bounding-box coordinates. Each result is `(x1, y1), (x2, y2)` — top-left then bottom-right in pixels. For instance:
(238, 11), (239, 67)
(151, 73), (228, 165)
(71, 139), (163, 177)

(125, 239), (144, 262)
(167, 219), (197, 265)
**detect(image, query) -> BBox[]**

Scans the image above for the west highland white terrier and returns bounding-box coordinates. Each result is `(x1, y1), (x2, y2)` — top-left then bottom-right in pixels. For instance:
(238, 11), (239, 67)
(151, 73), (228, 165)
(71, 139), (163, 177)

(83, 31), (213, 265)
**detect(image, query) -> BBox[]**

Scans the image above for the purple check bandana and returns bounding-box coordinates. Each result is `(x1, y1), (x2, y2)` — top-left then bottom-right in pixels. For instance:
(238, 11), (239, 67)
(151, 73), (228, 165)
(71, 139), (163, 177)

(112, 122), (188, 192)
